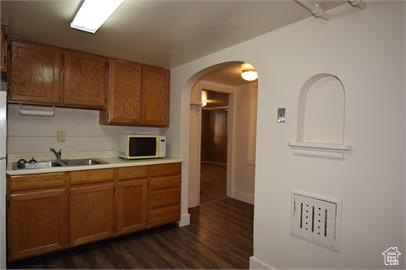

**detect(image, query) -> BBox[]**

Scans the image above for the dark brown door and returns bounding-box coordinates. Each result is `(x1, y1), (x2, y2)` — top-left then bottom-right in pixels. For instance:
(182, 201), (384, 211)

(69, 183), (114, 246)
(9, 40), (63, 104)
(0, 25), (7, 72)
(64, 50), (108, 108)
(105, 59), (142, 124)
(8, 189), (67, 261)
(141, 66), (169, 126)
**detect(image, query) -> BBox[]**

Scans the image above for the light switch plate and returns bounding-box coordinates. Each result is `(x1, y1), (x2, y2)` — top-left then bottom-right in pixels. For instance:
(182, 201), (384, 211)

(57, 130), (65, 143)
(291, 190), (342, 251)
(277, 108), (286, 123)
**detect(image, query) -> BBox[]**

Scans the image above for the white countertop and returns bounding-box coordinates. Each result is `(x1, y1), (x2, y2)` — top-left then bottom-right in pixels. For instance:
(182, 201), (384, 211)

(7, 157), (182, 176)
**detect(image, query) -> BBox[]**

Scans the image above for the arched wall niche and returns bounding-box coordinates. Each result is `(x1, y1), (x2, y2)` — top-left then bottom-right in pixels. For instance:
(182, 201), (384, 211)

(290, 73), (351, 154)
(297, 73), (345, 144)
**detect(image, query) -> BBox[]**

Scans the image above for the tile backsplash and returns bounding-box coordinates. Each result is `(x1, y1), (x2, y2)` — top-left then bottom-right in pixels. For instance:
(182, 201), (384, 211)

(7, 104), (161, 160)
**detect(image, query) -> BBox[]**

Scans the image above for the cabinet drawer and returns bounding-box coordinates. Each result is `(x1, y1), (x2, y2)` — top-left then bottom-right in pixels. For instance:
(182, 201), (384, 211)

(150, 163), (181, 178)
(9, 173), (65, 192)
(117, 166), (148, 181)
(149, 204), (180, 228)
(70, 169), (114, 185)
(149, 175), (180, 191)
(150, 187), (180, 209)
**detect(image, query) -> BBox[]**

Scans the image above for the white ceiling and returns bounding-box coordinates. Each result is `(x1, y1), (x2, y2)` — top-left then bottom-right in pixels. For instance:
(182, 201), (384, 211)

(202, 62), (250, 86)
(1, 0), (345, 68)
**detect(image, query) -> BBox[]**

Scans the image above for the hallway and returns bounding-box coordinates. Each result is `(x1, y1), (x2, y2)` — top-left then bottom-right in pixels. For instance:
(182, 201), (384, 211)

(8, 198), (253, 269)
(200, 163), (227, 203)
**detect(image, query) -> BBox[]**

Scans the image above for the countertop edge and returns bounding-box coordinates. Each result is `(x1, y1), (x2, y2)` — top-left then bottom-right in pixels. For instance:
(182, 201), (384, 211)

(6, 158), (183, 176)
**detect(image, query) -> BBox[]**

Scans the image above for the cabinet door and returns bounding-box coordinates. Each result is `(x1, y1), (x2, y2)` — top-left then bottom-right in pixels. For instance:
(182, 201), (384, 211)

(9, 40), (62, 104)
(141, 66), (169, 126)
(0, 25), (7, 72)
(64, 50), (107, 108)
(103, 59), (142, 125)
(116, 179), (147, 235)
(8, 189), (67, 261)
(69, 183), (114, 246)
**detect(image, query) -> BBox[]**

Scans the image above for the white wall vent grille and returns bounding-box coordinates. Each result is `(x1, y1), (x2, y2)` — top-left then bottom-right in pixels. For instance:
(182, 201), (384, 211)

(291, 191), (341, 251)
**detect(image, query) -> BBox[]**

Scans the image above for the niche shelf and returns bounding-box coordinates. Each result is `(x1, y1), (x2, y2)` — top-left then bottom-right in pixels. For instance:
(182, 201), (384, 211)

(290, 73), (351, 156)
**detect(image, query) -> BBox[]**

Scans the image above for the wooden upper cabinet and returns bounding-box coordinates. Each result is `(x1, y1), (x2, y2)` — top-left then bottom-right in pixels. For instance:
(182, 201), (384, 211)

(141, 66), (169, 126)
(101, 59), (142, 125)
(9, 40), (63, 105)
(0, 25), (7, 72)
(63, 50), (108, 109)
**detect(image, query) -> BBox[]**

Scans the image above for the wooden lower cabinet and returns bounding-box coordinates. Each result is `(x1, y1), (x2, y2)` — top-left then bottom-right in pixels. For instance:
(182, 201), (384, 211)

(148, 185), (181, 227)
(116, 179), (148, 235)
(7, 163), (181, 262)
(69, 172), (114, 246)
(148, 164), (181, 228)
(8, 188), (67, 261)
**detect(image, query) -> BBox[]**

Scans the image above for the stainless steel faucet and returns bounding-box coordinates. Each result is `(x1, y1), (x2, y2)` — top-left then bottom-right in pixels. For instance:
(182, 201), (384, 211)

(50, 148), (62, 160)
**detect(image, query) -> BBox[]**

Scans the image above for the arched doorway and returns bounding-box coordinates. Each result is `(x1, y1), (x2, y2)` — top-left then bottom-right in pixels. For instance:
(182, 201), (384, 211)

(186, 61), (258, 208)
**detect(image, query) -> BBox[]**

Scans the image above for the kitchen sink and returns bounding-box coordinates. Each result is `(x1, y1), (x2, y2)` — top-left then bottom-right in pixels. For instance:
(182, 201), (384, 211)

(13, 158), (108, 170)
(13, 160), (64, 170)
(60, 159), (108, 166)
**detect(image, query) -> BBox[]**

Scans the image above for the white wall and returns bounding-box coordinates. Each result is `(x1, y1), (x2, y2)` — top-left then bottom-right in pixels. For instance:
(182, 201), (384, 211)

(7, 104), (160, 161)
(166, 2), (405, 268)
(232, 84), (256, 203)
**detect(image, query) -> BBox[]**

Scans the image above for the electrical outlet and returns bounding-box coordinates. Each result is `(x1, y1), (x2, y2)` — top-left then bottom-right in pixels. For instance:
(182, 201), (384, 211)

(291, 191), (341, 250)
(57, 130), (65, 143)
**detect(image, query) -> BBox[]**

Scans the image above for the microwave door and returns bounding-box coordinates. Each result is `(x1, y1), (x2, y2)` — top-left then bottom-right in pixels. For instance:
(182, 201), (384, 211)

(129, 137), (157, 158)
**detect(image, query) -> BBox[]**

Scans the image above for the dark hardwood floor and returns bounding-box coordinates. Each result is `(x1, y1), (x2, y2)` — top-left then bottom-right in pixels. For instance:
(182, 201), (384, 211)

(200, 163), (227, 203)
(8, 198), (253, 269)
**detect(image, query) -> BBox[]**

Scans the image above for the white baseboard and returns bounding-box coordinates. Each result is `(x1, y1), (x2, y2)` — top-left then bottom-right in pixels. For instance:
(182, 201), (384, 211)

(232, 190), (254, 204)
(177, 213), (190, 227)
(250, 256), (275, 269)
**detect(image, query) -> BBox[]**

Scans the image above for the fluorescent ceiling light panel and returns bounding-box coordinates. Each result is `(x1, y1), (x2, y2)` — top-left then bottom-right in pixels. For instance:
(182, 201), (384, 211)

(71, 0), (124, 33)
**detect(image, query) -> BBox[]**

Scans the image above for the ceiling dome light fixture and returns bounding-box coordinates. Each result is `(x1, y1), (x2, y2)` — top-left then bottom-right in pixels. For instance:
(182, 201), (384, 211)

(241, 69), (258, 81)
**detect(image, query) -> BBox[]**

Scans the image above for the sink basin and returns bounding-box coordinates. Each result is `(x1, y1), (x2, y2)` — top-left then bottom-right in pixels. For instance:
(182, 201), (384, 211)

(13, 160), (64, 170)
(13, 158), (108, 170)
(60, 159), (108, 166)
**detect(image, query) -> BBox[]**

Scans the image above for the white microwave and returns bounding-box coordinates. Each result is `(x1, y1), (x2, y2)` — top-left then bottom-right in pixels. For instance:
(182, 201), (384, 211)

(119, 135), (166, 159)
